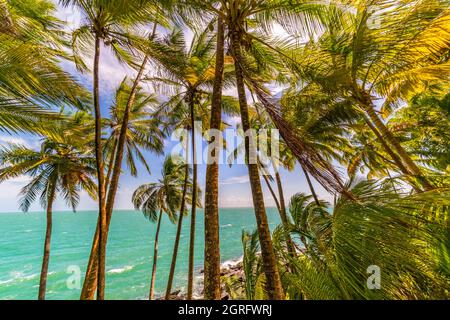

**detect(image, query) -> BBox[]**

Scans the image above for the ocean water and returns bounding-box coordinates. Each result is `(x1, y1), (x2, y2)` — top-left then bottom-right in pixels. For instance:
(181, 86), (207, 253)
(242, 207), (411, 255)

(0, 208), (281, 300)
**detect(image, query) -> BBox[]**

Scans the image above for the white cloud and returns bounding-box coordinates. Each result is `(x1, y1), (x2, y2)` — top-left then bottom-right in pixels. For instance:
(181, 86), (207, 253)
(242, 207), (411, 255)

(0, 136), (29, 147)
(219, 175), (249, 185)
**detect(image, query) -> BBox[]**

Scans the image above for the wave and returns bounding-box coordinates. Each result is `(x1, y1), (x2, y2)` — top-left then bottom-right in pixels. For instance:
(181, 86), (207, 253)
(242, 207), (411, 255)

(107, 265), (133, 274)
(0, 271), (39, 285)
(221, 224), (232, 228)
(221, 256), (243, 269)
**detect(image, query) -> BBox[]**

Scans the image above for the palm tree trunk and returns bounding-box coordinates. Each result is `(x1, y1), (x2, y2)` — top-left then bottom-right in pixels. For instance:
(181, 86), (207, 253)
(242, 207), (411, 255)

(80, 25), (156, 299)
(38, 184), (56, 300)
(274, 171), (296, 258)
(359, 98), (431, 190)
(80, 222), (99, 299)
(203, 15), (224, 300)
(105, 139), (118, 193)
(300, 164), (320, 205)
(187, 94), (197, 300)
(231, 30), (284, 300)
(165, 142), (189, 299)
(93, 33), (107, 300)
(261, 172), (296, 261)
(262, 174), (281, 213)
(149, 210), (163, 300)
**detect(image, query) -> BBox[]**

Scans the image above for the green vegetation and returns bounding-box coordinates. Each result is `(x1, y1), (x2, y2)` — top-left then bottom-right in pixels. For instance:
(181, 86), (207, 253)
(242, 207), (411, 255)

(0, 0), (448, 300)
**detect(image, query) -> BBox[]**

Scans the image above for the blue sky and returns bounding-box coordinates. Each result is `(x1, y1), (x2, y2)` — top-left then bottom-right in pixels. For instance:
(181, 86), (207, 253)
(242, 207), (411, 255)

(0, 2), (334, 213)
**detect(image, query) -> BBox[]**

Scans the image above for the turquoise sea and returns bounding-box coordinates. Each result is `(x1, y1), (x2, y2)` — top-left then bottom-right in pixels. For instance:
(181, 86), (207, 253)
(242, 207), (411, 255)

(0, 208), (281, 300)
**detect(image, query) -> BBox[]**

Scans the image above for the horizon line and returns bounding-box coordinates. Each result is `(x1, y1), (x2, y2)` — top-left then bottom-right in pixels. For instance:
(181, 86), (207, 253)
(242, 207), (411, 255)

(0, 207), (279, 214)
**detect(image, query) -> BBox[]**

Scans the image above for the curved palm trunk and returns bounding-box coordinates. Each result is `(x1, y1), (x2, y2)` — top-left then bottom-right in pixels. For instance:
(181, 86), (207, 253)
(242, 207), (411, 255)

(231, 30), (284, 300)
(165, 143), (189, 299)
(149, 210), (163, 300)
(80, 25), (156, 299)
(274, 172), (296, 258)
(262, 174), (281, 213)
(262, 172), (296, 260)
(300, 164), (320, 205)
(203, 16), (224, 300)
(93, 33), (107, 300)
(187, 95), (197, 300)
(38, 184), (56, 300)
(105, 139), (118, 193)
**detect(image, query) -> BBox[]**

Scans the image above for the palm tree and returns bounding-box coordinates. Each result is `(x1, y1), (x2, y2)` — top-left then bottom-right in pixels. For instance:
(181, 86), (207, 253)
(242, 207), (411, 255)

(284, 1), (450, 191)
(132, 156), (185, 300)
(80, 78), (165, 299)
(61, 0), (139, 299)
(388, 92), (450, 176)
(68, 1), (181, 299)
(203, 15), (226, 300)
(0, 0), (89, 134)
(227, 105), (297, 260)
(175, 0), (321, 298)
(277, 180), (449, 299)
(147, 29), (215, 299)
(148, 26), (237, 299)
(105, 79), (164, 183)
(164, 144), (202, 299)
(0, 120), (97, 300)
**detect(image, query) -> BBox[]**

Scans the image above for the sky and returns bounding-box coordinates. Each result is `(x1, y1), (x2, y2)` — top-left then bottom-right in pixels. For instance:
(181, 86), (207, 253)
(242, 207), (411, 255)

(0, 2), (335, 213)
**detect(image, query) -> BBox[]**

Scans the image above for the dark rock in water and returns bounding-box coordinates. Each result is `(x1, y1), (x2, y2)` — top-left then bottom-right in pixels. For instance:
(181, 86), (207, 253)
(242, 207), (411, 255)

(157, 257), (245, 300)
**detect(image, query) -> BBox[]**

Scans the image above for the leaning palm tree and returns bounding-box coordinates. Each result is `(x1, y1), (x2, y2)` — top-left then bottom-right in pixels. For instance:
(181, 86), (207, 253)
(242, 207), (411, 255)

(148, 26), (237, 299)
(283, 0), (450, 191)
(61, 0), (163, 298)
(0, 123), (97, 300)
(105, 79), (164, 182)
(163, 143), (202, 299)
(80, 78), (165, 299)
(132, 156), (185, 300)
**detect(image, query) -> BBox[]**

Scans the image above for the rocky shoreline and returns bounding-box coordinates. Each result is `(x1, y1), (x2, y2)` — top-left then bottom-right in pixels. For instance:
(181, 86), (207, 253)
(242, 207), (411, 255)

(163, 256), (245, 300)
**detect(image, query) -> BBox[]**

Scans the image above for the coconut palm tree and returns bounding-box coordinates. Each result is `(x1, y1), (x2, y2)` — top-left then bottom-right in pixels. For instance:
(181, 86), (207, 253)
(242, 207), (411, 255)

(60, 0), (167, 298)
(80, 78), (165, 299)
(0, 0), (89, 134)
(275, 180), (450, 300)
(203, 15), (226, 300)
(105, 79), (164, 182)
(0, 118), (97, 300)
(132, 156), (186, 299)
(388, 92), (450, 176)
(147, 25), (237, 298)
(283, 0), (450, 191)
(164, 144), (202, 299)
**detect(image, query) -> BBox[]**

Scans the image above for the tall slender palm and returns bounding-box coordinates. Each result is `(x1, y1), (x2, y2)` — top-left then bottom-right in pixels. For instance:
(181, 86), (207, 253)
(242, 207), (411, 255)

(0, 121), (97, 300)
(61, 0), (166, 298)
(132, 156), (185, 299)
(148, 30), (216, 298)
(148, 26), (236, 299)
(105, 79), (164, 180)
(203, 15), (226, 300)
(164, 144), (201, 299)
(80, 78), (165, 299)
(227, 106), (297, 260)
